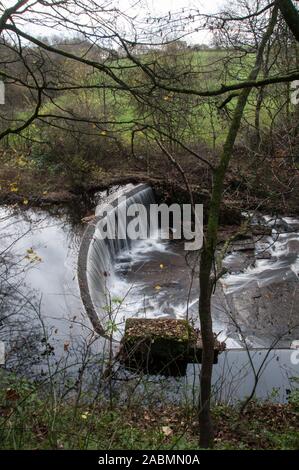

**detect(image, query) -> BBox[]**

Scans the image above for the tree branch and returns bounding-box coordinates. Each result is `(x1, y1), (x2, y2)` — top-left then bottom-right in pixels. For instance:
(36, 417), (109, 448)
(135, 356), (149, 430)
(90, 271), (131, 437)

(278, 0), (299, 42)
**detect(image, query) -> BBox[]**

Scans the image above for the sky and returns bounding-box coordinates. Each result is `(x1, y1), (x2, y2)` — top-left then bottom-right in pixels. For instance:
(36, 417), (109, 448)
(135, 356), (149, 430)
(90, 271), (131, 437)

(134, 0), (223, 15)
(1, 0), (225, 44)
(140, 0), (225, 43)
(2, 0), (224, 13)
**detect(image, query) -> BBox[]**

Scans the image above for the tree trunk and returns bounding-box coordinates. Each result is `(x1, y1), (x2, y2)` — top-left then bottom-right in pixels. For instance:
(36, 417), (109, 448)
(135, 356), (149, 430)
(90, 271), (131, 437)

(254, 86), (264, 149)
(278, 0), (299, 42)
(198, 4), (279, 449)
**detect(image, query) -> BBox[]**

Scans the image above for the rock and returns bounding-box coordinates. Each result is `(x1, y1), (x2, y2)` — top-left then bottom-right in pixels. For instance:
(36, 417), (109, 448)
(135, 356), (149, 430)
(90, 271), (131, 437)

(251, 225), (272, 236)
(234, 232), (253, 241)
(231, 240), (255, 252)
(256, 251), (272, 260)
(223, 280), (299, 348)
(39, 191), (77, 203)
(273, 219), (289, 232)
(219, 206), (242, 226)
(118, 318), (225, 376)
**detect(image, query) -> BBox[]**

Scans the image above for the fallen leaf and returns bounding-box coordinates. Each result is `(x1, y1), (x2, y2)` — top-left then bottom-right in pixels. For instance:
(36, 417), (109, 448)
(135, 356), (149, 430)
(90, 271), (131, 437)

(6, 389), (20, 401)
(162, 426), (173, 437)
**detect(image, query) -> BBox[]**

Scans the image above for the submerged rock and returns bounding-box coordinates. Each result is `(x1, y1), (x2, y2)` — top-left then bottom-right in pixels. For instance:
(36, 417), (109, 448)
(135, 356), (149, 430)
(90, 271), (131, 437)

(223, 280), (299, 347)
(230, 239), (255, 252)
(251, 225), (272, 236)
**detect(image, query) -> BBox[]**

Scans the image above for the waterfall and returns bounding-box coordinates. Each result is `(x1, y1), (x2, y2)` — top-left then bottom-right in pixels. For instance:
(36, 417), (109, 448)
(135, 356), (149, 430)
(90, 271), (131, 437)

(78, 184), (155, 337)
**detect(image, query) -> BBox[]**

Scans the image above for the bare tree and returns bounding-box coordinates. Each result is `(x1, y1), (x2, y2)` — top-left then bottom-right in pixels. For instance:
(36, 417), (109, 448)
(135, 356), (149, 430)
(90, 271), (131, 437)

(1, 0), (299, 449)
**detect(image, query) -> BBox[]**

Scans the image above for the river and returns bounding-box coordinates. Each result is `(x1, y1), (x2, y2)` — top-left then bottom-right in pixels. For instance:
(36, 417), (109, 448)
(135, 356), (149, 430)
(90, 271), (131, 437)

(0, 184), (298, 403)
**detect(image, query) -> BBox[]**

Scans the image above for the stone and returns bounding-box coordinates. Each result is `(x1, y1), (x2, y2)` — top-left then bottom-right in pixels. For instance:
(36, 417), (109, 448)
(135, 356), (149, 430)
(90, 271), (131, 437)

(251, 225), (272, 236)
(231, 240), (255, 252)
(223, 280), (299, 348)
(118, 318), (225, 376)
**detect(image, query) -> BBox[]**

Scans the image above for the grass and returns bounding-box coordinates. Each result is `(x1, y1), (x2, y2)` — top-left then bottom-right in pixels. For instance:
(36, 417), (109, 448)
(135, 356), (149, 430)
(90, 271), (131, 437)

(6, 47), (289, 156)
(0, 372), (298, 450)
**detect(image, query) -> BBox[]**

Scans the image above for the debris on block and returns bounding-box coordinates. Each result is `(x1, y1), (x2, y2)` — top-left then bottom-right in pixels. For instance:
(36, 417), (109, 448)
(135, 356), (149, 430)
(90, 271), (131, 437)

(117, 318), (226, 377)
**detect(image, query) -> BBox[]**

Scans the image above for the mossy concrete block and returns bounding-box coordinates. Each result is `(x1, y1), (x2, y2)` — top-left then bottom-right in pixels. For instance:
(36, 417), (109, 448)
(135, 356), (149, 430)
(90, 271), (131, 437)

(118, 318), (225, 376)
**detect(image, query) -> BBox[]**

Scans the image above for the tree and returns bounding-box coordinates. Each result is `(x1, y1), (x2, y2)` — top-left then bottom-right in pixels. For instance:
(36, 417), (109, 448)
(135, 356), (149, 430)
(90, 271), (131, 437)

(1, 0), (299, 450)
(278, 0), (299, 41)
(198, 3), (279, 447)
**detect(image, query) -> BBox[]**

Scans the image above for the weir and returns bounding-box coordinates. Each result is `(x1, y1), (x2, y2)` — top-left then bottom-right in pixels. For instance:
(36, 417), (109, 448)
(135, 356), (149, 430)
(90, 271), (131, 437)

(78, 184), (155, 337)
(78, 184), (299, 351)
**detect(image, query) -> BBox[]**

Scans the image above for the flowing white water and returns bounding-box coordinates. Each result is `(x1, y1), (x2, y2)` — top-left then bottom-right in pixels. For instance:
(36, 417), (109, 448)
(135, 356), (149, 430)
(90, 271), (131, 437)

(83, 186), (299, 348)
(221, 217), (299, 295)
(86, 185), (157, 334)
(86, 186), (242, 346)
(1, 196), (298, 395)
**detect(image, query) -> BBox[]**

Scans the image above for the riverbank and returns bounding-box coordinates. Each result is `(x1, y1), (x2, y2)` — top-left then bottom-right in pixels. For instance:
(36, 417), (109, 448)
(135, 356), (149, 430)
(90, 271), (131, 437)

(1, 147), (298, 218)
(0, 371), (298, 450)
(0, 166), (298, 452)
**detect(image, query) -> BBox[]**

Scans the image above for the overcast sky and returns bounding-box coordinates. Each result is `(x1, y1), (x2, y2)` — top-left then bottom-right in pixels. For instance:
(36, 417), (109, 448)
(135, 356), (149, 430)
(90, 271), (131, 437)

(2, 0), (224, 13)
(139, 0), (224, 42)
(1, 0), (225, 44)
(133, 0), (224, 15)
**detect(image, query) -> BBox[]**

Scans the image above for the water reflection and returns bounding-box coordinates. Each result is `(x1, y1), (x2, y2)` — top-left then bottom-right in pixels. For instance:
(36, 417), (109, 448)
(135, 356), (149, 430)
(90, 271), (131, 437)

(1, 202), (298, 403)
(0, 205), (104, 384)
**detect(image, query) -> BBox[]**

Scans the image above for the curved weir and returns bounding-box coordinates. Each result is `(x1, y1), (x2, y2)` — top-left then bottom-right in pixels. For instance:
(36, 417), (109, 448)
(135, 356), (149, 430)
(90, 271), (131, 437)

(1, 202), (298, 398)
(78, 184), (299, 349)
(78, 184), (155, 337)
(0, 203), (297, 400)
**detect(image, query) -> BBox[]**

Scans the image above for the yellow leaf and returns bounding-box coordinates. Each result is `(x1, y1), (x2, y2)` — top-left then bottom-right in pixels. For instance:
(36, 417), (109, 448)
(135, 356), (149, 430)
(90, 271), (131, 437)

(25, 248), (42, 263)
(23, 199), (29, 205)
(81, 411), (90, 420)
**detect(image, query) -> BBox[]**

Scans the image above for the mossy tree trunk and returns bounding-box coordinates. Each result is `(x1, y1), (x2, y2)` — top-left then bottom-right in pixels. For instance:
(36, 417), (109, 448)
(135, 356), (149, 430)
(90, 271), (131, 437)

(198, 3), (279, 449)
(278, 0), (299, 42)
